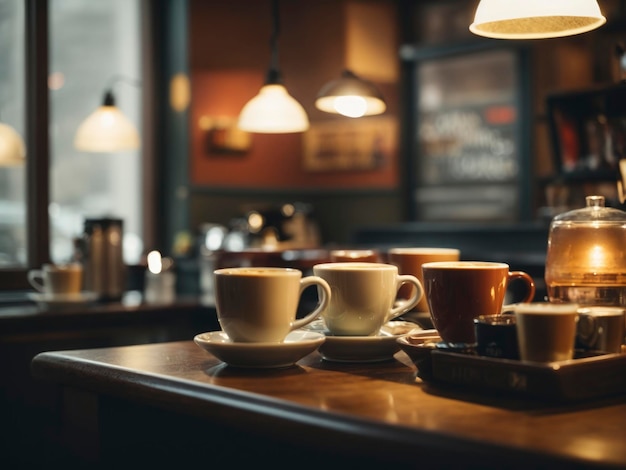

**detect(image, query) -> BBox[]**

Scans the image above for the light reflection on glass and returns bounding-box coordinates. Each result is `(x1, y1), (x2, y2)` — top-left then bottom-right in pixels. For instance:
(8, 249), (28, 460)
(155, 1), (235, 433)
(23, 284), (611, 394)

(588, 244), (608, 269)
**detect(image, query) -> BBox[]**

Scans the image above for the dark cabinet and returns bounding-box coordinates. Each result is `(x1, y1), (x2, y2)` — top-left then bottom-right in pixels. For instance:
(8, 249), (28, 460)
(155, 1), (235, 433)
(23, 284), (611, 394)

(547, 83), (626, 183)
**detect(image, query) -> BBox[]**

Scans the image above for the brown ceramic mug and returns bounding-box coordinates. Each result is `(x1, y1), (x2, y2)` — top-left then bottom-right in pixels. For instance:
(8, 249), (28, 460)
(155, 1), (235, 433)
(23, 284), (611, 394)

(388, 247), (460, 313)
(329, 249), (381, 263)
(422, 261), (536, 346)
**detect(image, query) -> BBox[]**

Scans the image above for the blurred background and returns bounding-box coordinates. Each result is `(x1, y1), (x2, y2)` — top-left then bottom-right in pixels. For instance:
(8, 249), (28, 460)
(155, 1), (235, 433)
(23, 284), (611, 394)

(1, 0), (625, 295)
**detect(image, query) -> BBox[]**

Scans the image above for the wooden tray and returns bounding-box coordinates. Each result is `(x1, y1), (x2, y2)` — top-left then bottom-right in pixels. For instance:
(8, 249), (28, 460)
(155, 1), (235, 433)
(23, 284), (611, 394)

(424, 349), (626, 402)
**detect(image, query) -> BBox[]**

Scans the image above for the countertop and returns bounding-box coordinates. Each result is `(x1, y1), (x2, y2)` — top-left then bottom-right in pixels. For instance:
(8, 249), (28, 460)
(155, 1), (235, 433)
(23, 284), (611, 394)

(31, 339), (626, 469)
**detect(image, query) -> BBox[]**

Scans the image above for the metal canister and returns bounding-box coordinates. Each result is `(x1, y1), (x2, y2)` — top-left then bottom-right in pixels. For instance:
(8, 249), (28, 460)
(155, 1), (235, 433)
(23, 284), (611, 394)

(82, 217), (126, 301)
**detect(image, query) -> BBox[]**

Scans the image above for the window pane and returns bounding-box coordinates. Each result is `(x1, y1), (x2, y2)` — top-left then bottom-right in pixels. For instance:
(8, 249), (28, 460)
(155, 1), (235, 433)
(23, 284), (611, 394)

(0, 0), (27, 267)
(49, 0), (143, 264)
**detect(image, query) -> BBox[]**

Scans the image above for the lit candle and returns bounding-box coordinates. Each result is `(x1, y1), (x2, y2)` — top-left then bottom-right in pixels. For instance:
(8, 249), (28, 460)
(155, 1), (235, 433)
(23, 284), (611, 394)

(148, 250), (164, 274)
(144, 250), (176, 304)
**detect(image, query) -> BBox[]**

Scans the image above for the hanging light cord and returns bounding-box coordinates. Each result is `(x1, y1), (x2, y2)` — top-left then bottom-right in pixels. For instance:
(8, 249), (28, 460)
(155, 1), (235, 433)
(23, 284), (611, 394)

(266, 0), (282, 85)
(101, 75), (141, 106)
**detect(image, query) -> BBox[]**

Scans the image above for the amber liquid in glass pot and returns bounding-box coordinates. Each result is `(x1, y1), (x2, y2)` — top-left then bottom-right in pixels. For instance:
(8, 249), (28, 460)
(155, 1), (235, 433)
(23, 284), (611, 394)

(545, 223), (626, 306)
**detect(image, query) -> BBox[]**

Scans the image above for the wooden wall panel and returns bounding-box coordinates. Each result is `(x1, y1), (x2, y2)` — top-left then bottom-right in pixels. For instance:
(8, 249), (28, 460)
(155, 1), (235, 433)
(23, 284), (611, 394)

(188, 0), (400, 190)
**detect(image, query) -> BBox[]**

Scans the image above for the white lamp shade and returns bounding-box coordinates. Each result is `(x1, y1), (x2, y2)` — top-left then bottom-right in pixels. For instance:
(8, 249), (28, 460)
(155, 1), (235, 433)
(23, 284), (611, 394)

(237, 84), (309, 134)
(315, 70), (386, 118)
(0, 123), (26, 166)
(470, 0), (606, 39)
(315, 95), (386, 118)
(74, 105), (140, 152)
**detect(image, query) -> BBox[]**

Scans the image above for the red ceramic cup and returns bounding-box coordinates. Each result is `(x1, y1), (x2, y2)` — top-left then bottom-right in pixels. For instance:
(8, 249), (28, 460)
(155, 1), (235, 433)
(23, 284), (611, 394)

(422, 261), (535, 346)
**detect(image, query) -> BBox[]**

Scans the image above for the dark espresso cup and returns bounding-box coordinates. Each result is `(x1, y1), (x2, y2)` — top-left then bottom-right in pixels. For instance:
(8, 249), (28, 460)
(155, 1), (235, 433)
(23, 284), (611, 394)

(422, 261), (536, 347)
(474, 314), (519, 359)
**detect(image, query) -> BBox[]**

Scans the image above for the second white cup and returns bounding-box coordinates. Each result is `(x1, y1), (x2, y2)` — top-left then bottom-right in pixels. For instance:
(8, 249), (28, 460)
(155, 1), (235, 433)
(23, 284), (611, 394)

(313, 262), (423, 336)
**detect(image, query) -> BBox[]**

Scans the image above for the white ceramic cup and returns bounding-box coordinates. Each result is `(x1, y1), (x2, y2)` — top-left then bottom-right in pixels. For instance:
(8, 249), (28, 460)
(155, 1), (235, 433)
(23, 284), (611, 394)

(514, 302), (579, 362)
(27, 263), (83, 295)
(214, 267), (331, 343)
(313, 262), (423, 336)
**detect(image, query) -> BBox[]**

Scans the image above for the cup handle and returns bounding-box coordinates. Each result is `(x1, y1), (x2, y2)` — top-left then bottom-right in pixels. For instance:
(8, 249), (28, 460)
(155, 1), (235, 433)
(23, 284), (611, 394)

(507, 271), (536, 305)
(291, 276), (332, 331)
(388, 274), (424, 321)
(27, 270), (45, 292)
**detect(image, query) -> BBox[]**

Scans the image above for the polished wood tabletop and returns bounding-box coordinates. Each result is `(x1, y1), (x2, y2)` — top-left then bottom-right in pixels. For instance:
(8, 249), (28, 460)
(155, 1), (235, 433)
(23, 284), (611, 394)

(31, 340), (626, 469)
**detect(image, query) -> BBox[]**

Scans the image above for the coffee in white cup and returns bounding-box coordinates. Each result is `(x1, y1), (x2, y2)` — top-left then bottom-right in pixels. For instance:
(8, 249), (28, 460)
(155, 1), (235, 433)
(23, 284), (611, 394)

(313, 262), (423, 336)
(27, 263), (83, 295)
(214, 267), (331, 343)
(513, 302), (579, 362)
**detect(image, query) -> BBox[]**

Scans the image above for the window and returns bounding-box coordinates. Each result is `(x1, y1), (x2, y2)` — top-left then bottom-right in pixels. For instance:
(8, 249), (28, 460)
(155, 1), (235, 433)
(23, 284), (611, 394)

(49, 0), (143, 264)
(0, 0), (147, 292)
(0, 0), (26, 267)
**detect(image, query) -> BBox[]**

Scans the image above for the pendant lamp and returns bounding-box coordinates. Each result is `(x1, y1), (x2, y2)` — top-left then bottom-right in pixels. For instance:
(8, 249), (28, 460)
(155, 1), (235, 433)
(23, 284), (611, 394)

(74, 77), (141, 152)
(315, 69), (386, 118)
(470, 0), (606, 40)
(0, 122), (26, 166)
(237, 0), (309, 134)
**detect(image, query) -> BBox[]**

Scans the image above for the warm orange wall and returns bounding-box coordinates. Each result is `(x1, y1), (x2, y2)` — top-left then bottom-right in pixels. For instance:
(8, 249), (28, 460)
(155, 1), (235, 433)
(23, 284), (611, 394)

(189, 0), (400, 189)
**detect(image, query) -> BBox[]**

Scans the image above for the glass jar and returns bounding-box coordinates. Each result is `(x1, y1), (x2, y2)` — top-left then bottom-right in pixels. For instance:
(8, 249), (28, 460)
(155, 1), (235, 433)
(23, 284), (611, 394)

(545, 195), (626, 306)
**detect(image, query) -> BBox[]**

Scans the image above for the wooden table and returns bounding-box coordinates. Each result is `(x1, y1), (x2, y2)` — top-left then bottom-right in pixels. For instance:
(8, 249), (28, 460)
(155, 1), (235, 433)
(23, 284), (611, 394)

(30, 340), (626, 469)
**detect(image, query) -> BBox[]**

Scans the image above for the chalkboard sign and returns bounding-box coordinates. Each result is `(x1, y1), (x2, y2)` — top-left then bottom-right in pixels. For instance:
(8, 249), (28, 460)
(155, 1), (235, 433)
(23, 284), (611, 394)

(418, 103), (518, 184)
(411, 44), (530, 222)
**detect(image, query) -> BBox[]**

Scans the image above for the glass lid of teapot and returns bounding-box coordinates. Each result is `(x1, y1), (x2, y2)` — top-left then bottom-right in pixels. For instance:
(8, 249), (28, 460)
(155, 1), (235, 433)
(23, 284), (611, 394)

(551, 195), (626, 224)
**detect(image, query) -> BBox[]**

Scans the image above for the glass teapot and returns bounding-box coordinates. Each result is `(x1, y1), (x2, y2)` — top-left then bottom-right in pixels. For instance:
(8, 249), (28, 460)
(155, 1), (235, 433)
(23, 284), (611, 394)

(545, 195), (626, 306)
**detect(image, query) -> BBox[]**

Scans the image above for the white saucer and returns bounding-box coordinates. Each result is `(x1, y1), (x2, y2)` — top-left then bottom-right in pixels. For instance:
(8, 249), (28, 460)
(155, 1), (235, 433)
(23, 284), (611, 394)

(317, 321), (423, 363)
(193, 329), (325, 368)
(27, 291), (99, 310)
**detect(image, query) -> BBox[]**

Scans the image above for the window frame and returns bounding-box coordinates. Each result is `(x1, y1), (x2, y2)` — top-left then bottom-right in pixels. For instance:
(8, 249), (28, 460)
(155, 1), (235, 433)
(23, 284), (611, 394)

(0, 0), (50, 291)
(0, 0), (158, 293)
